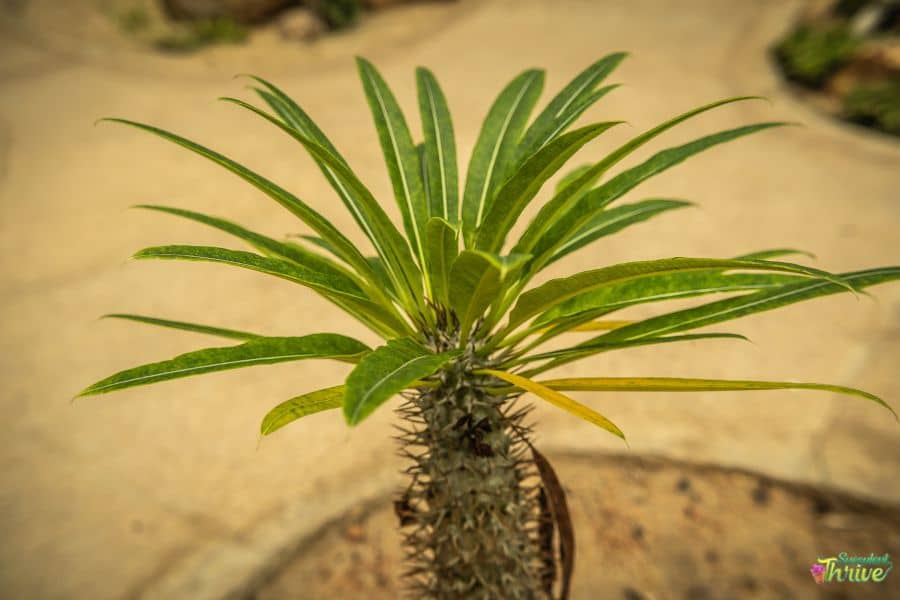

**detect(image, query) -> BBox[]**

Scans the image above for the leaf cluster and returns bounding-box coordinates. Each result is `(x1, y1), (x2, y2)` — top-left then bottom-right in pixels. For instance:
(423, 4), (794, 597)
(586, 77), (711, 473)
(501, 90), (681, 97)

(79, 54), (899, 442)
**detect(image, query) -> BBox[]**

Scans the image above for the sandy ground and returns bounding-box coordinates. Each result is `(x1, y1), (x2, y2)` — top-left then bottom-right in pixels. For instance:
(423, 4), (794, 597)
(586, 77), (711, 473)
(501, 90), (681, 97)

(1, 0), (899, 598)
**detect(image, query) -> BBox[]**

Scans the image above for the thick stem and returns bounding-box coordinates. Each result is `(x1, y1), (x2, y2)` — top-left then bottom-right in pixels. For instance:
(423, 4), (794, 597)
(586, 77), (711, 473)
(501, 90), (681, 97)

(394, 371), (548, 599)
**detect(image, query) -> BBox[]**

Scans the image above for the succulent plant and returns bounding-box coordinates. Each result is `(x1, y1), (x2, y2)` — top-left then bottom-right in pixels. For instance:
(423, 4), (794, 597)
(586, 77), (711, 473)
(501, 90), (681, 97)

(79, 54), (898, 598)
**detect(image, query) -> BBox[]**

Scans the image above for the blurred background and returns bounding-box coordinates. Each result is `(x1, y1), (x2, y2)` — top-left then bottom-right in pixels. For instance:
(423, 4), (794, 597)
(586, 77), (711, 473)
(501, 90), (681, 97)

(1, 1), (899, 598)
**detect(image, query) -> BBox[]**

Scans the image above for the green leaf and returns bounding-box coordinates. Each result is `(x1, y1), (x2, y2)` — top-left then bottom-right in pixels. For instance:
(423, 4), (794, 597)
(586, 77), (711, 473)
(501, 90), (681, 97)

(416, 67), (459, 225)
(546, 320), (635, 332)
(547, 199), (694, 266)
(522, 84), (620, 162)
(260, 385), (345, 436)
(132, 244), (411, 337)
(247, 77), (348, 164)
(534, 271), (802, 328)
(506, 257), (851, 333)
(516, 52), (626, 160)
(527, 122), (787, 271)
(518, 333), (748, 378)
(461, 69), (545, 246)
(344, 338), (461, 425)
(134, 204), (409, 335)
(534, 376), (897, 420)
(512, 272), (796, 354)
(78, 334), (370, 396)
(100, 118), (375, 285)
(133, 244), (366, 300)
(102, 313), (261, 341)
(133, 205), (360, 284)
(364, 255), (399, 300)
(513, 97), (765, 257)
(248, 80), (418, 319)
(449, 250), (529, 342)
(475, 121), (624, 253)
(357, 58), (429, 275)
(295, 235), (398, 300)
(417, 142), (430, 211)
(425, 217), (458, 307)
(554, 164), (593, 196)
(251, 83), (406, 278)
(219, 97), (425, 312)
(734, 248), (816, 261)
(481, 369), (626, 441)
(597, 267), (900, 343)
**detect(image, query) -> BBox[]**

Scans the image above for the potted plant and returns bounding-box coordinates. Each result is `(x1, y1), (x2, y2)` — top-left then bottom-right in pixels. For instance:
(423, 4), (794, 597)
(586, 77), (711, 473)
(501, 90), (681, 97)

(79, 54), (898, 598)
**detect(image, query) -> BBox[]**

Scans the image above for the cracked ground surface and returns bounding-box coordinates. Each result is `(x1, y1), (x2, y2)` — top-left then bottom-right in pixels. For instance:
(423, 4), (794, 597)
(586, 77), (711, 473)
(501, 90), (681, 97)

(1, 0), (898, 598)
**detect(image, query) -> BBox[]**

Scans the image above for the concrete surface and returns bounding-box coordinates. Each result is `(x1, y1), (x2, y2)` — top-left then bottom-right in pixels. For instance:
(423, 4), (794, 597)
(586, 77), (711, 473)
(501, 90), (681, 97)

(1, 0), (898, 598)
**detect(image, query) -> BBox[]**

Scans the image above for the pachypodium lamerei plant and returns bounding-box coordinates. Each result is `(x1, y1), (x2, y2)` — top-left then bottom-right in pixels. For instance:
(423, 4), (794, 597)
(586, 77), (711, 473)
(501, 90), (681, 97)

(80, 53), (898, 599)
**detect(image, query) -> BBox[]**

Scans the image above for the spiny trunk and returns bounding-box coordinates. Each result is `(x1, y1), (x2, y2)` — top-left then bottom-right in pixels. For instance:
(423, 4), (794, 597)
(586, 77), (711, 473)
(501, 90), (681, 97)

(394, 361), (550, 599)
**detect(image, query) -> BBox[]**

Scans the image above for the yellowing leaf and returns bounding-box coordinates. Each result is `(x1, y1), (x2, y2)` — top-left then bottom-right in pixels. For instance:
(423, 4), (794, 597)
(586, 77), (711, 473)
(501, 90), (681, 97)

(553, 320), (634, 333)
(480, 369), (626, 442)
(536, 377), (897, 420)
(261, 385), (345, 436)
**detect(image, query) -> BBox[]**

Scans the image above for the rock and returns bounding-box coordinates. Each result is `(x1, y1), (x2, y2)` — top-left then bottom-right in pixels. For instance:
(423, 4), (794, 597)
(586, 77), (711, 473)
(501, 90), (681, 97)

(827, 39), (900, 96)
(277, 7), (325, 41)
(343, 523), (366, 542)
(860, 38), (900, 72)
(799, 0), (834, 22)
(621, 587), (647, 600)
(362, 0), (409, 7)
(362, 0), (455, 8)
(751, 482), (770, 506)
(160, 0), (296, 23)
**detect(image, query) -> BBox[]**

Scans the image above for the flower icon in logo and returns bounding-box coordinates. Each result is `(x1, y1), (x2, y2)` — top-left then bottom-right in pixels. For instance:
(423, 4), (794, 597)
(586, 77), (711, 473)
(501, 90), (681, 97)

(810, 563), (826, 584)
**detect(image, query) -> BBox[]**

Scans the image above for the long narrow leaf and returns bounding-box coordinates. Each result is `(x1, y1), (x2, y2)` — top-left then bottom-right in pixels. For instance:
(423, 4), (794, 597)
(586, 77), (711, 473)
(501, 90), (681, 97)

(534, 271), (802, 328)
(481, 369), (625, 441)
(513, 97), (764, 257)
(518, 333), (748, 378)
(100, 118), (375, 284)
(527, 123), (787, 269)
(416, 67), (459, 225)
(134, 204), (407, 333)
(260, 385), (345, 436)
(297, 235), (399, 299)
(534, 377), (896, 419)
(78, 334), (370, 396)
(219, 97), (425, 311)
(357, 58), (429, 275)
(102, 313), (261, 341)
(516, 52), (626, 161)
(550, 320), (635, 333)
(734, 248), (816, 261)
(547, 199), (694, 266)
(133, 244), (366, 300)
(554, 164), (592, 196)
(248, 80), (417, 317)
(461, 69), (545, 246)
(134, 204), (361, 284)
(425, 217), (458, 307)
(344, 338), (461, 425)
(132, 244), (411, 337)
(246, 76), (349, 163)
(507, 271), (798, 353)
(506, 257), (852, 333)
(475, 121), (623, 253)
(596, 267), (900, 343)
